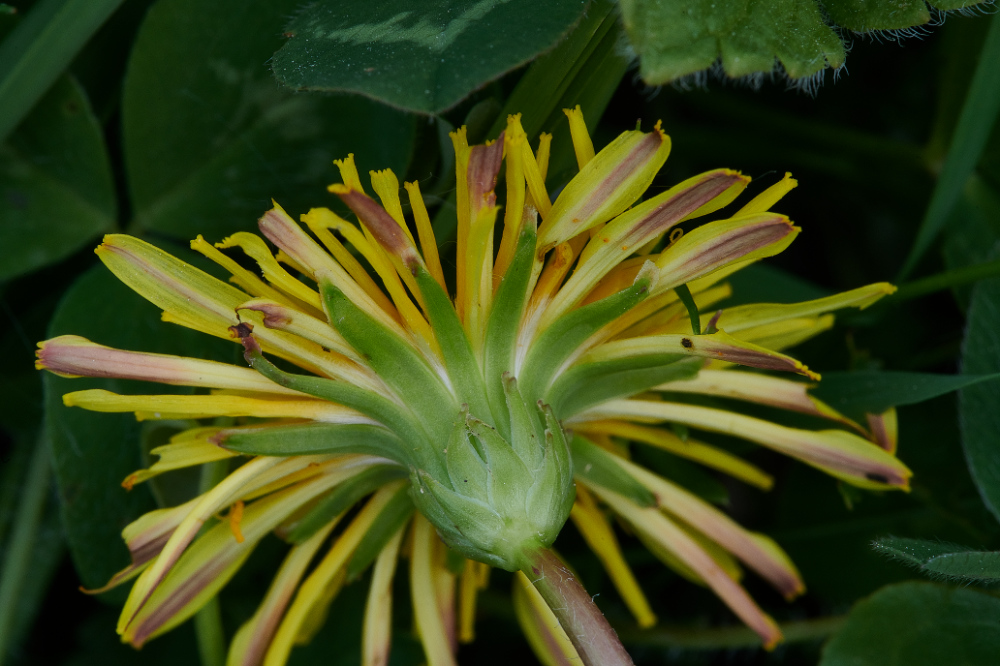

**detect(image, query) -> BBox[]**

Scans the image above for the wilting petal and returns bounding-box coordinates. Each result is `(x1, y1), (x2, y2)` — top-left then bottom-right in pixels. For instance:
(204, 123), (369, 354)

(362, 525), (406, 666)
(84, 497), (201, 595)
(122, 471), (351, 646)
(457, 559), (490, 644)
(236, 299), (362, 363)
(227, 516), (342, 666)
(653, 214), (798, 294)
(582, 399), (912, 490)
(867, 407), (899, 453)
(577, 420), (773, 490)
(613, 457), (805, 600)
(63, 389), (378, 424)
(512, 570), (580, 666)
(538, 123), (671, 250)
(258, 204), (405, 338)
(590, 484), (783, 649)
(265, 483), (407, 665)
(570, 486), (657, 628)
(37, 335), (300, 395)
(544, 169), (750, 327)
(411, 514), (458, 666)
(659, 369), (864, 433)
(579, 329), (818, 379)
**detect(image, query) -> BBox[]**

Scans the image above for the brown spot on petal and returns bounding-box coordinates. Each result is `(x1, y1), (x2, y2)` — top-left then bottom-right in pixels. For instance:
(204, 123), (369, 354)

(229, 322), (253, 339)
(467, 132), (505, 217)
(681, 337), (693, 348)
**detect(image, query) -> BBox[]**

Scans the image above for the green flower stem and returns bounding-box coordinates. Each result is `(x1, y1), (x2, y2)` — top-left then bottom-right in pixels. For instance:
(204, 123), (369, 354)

(616, 615), (847, 650)
(521, 548), (634, 666)
(0, 436), (50, 666)
(192, 460), (230, 666)
(893, 257), (1000, 302)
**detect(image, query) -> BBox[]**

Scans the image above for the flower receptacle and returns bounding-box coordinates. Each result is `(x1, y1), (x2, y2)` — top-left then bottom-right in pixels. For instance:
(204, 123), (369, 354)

(410, 378), (576, 572)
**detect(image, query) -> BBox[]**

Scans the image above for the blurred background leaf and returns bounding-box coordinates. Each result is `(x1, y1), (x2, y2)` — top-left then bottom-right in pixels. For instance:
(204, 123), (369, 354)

(873, 536), (1000, 584)
(959, 277), (1000, 523)
(820, 582), (1000, 665)
(123, 0), (418, 241)
(0, 75), (115, 282)
(271, 0), (589, 114)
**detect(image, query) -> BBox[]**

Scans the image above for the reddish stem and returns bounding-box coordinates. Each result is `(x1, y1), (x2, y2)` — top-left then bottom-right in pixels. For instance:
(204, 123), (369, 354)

(521, 548), (634, 666)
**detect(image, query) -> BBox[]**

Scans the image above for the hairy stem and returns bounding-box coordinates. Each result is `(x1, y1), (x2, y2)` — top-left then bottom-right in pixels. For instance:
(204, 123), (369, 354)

(521, 547), (633, 666)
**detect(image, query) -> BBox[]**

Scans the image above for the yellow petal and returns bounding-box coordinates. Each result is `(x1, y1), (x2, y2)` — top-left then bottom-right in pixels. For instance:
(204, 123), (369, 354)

(582, 399), (913, 490)
(570, 486), (657, 628)
(718, 283), (896, 333)
(362, 525), (406, 666)
(543, 169), (749, 328)
(538, 123), (671, 251)
(123, 469), (353, 645)
(653, 214), (799, 295)
(97, 234), (247, 338)
(63, 389), (377, 424)
(564, 105), (595, 168)
(614, 457), (805, 600)
(411, 514), (457, 666)
(123, 427), (238, 488)
(659, 368), (864, 433)
(228, 516), (341, 666)
(736, 172), (797, 215)
(265, 481), (406, 665)
(580, 329), (818, 379)
(590, 485), (783, 649)
(577, 420), (773, 490)
(215, 231), (323, 311)
(512, 570), (580, 666)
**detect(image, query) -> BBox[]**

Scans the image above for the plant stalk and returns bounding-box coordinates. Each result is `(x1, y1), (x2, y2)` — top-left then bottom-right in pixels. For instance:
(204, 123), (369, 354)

(521, 547), (633, 666)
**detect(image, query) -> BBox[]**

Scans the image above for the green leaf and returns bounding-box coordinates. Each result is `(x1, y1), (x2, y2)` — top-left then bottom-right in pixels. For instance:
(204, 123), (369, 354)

(345, 484), (414, 579)
(271, 0), (589, 114)
(44, 262), (238, 590)
(320, 282), (457, 451)
(820, 582), (1000, 665)
(823, 0), (929, 32)
(873, 536), (1000, 584)
(0, 75), (115, 282)
(549, 355), (701, 418)
(518, 280), (650, 406)
(123, 0), (416, 241)
(0, 0), (124, 142)
(570, 436), (656, 508)
(220, 423), (408, 464)
(414, 267), (490, 424)
(898, 12), (1000, 279)
(810, 370), (1000, 422)
(960, 277), (1000, 523)
(941, 175), (1000, 309)
(618, 0), (846, 84)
